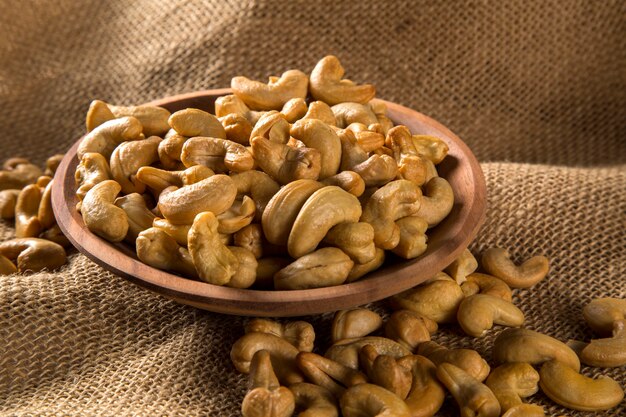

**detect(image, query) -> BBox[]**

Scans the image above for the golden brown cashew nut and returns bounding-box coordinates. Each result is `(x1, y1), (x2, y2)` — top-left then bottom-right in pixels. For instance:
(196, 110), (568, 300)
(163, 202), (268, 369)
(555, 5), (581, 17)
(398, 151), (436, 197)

(384, 310), (437, 351)
(0, 162), (43, 191)
(36, 175), (52, 188)
(81, 180), (129, 242)
(44, 154), (64, 177)
(297, 352), (368, 398)
(232, 69), (309, 111)
(417, 341), (491, 382)
(331, 309), (383, 343)
(485, 363), (543, 416)
(288, 186), (362, 258)
(309, 56), (375, 105)
(157, 133), (187, 170)
(493, 328), (581, 372)
(114, 193), (157, 242)
(461, 273), (513, 302)
(107, 103), (171, 137)
(457, 294), (525, 337)
(136, 165), (214, 195)
(280, 98), (307, 123)
(85, 100), (115, 132)
(323, 222), (376, 264)
(234, 223), (264, 259)
(570, 319), (626, 367)
(230, 170), (281, 223)
(582, 297), (626, 335)
(2, 158), (30, 171)
(445, 248), (478, 285)
(340, 383), (410, 417)
(388, 126), (428, 185)
(481, 248), (550, 289)
(414, 177), (454, 227)
(411, 135), (449, 164)
(227, 246), (257, 289)
(360, 180), (421, 249)
(181, 137), (254, 173)
(110, 135), (162, 194)
(77, 116), (143, 159)
(539, 359), (624, 411)
(242, 350), (295, 417)
(220, 113), (253, 145)
(251, 136), (322, 185)
(331, 102), (378, 128)
(245, 319), (315, 352)
(250, 111), (291, 144)
(168, 108), (226, 139)
(0, 238), (67, 272)
(230, 332), (304, 385)
(274, 247), (353, 290)
(391, 216), (428, 259)
(0, 254), (17, 275)
(157, 174), (236, 225)
(338, 129), (397, 186)
(15, 184), (42, 238)
(215, 94), (251, 118)
(136, 227), (198, 278)
(37, 180), (55, 231)
(215, 196), (256, 234)
(321, 171), (365, 197)
(325, 336), (411, 370)
(290, 119), (342, 179)
(359, 346), (412, 400)
(436, 363), (501, 417)
(301, 101), (337, 126)
(0, 189), (20, 219)
(289, 383), (338, 417)
(396, 355), (446, 417)
(75, 153), (111, 201)
(346, 248), (385, 283)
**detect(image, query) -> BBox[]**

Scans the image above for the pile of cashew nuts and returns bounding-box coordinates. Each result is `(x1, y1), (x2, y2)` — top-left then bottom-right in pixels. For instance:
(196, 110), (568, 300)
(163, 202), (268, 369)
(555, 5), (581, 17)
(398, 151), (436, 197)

(74, 56), (454, 289)
(232, 248), (625, 416)
(0, 155), (69, 274)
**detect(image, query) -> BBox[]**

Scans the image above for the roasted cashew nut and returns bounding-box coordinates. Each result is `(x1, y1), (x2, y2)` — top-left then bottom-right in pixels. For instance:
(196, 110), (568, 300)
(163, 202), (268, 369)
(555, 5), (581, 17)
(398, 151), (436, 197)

(339, 383), (410, 417)
(321, 171), (365, 197)
(85, 99), (115, 132)
(280, 98), (307, 123)
(136, 165), (214, 196)
(216, 196), (256, 234)
(242, 350), (295, 417)
(75, 152), (111, 201)
(250, 136), (321, 184)
(227, 246), (258, 289)
(152, 218), (191, 247)
(323, 222), (376, 264)
(15, 184), (42, 238)
(136, 227), (198, 278)
(331, 309), (383, 343)
(582, 297), (626, 335)
(44, 154), (64, 177)
(77, 116), (143, 159)
(245, 319), (315, 352)
(325, 336), (411, 370)
(397, 355), (446, 417)
(289, 383), (338, 417)
(457, 294), (525, 337)
(81, 180), (129, 242)
(485, 363), (543, 416)
(220, 113), (253, 145)
(445, 248), (478, 285)
(436, 363), (501, 417)
(0, 254), (17, 275)
(157, 133), (187, 170)
(114, 193), (157, 242)
(331, 102), (378, 128)
(215, 94), (252, 118)
(414, 177), (454, 227)
(110, 135), (162, 194)
(570, 319), (626, 367)
(461, 272), (513, 302)
(231, 170), (280, 223)
(274, 247), (354, 290)
(481, 248), (550, 289)
(539, 359), (624, 411)
(290, 119), (342, 179)
(359, 346), (412, 400)
(346, 248), (385, 283)
(107, 103), (171, 137)
(0, 238), (66, 272)
(234, 223), (264, 259)
(296, 352), (368, 398)
(301, 101), (337, 126)
(168, 108), (226, 139)
(250, 111), (291, 144)
(391, 216), (428, 259)
(37, 180), (55, 231)
(0, 189), (20, 219)
(384, 310), (437, 351)
(309, 56), (375, 105)
(388, 125), (429, 185)
(411, 135), (449, 164)
(181, 137), (254, 173)
(0, 162), (43, 191)
(232, 69), (309, 111)
(417, 341), (491, 382)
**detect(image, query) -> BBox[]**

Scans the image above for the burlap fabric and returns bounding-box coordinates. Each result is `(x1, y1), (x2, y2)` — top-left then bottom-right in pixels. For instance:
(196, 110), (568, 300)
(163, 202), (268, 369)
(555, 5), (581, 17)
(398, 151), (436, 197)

(1, 1), (624, 415)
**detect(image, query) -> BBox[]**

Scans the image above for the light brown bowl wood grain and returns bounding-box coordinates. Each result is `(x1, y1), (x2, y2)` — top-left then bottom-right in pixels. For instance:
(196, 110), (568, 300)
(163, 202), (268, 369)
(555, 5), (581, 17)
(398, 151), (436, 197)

(52, 89), (486, 317)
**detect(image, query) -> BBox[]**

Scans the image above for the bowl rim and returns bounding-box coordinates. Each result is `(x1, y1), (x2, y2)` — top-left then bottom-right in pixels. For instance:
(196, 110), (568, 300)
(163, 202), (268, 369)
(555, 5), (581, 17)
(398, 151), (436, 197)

(52, 89), (486, 317)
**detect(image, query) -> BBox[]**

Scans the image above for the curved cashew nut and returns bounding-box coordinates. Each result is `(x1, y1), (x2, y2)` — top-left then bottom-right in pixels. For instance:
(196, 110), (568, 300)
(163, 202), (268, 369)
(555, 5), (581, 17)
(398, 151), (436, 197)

(77, 116), (143, 159)
(417, 341), (491, 382)
(37, 180), (55, 231)
(245, 318), (315, 352)
(15, 184), (42, 238)
(227, 246), (257, 289)
(0, 162), (43, 191)
(152, 218), (191, 246)
(107, 103), (171, 137)
(274, 247), (353, 290)
(323, 222), (376, 264)
(492, 328), (581, 372)
(136, 227), (198, 278)
(234, 223), (264, 259)
(325, 336), (411, 370)
(110, 136), (162, 194)
(250, 112), (290, 144)
(359, 347), (412, 400)
(288, 186), (362, 258)
(280, 98), (307, 123)
(397, 355), (446, 417)
(168, 108), (226, 139)
(232, 69), (309, 111)
(436, 363), (501, 417)
(230, 332), (304, 385)
(582, 297), (626, 335)
(231, 170), (281, 223)
(85, 100), (115, 132)
(309, 56), (375, 105)
(114, 193), (157, 242)
(339, 383), (410, 417)
(539, 359), (624, 411)
(157, 174), (236, 225)
(485, 363), (542, 415)
(321, 171), (365, 197)
(250, 136), (321, 184)
(331, 102), (378, 128)
(346, 247), (385, 283)
(136, 165), (214, 195)
(414, 177), (454, 227)
(242, 350), (295, 417)
(220, 113), (253, 145)
(44, 154), (64, 177)
(81, 180), (129, 242)
(215, 94), (251, 118)
(0, 254), (17, 275)
(461, 272), (513, 302)
(296, 352), (368, 398)
(0, 238), (66, 272)
(290, 119), (342, 179)
(388, 126), (428, 185)
(216, 196), (256, 234)
(0, 189), (20, 219)
(302, 101), (337, 126)
(445, 248), (478, 285)
(360, 180), (421, 249)
(289, 383), (338, 417)
(157, 133), (187, 170)
(457, 294), (525, 337)
(331, 309), (383, 343)
(181, 137), (254, 173)
(390, 273), (464, 323)
(391, 216), (428, 259)
(3, 158), (31, 171)
(384, 310), (436, 351)
(411, 135), (449, 164)
(571, 319), (626, 367)
(481, 248), (550, 289)
(75, 153), (111, 201)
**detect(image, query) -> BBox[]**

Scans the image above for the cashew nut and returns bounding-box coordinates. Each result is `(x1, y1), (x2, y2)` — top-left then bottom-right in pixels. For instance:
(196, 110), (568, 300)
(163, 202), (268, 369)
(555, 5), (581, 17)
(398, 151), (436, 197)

(290, 119), (342, 179)
(227, 246), (258, 289)
(110, 135), (162, 194)
(274, 247), (354, 290)
(436, 362), (501, 417)
(571, 319), (626, 367)
(136, 165), (214, 196)
(114, 193), (157, 243)
(136, 227), (198, 278)
(331, 309), (383, 343)
(323, 222), (376, 264)
(461, 272), (513, 302)
(411, 135), (449, 164)
(485, 363), (543, 416)
(152, 218), (191, 246)
(395, 355), (446, 417)
(339, 383), (410, 417)
(250, 136), (321, 184)
(301, 101), (337, 126)
(388, 125), (429, 185)
(216, 196), (256, 234)
(157, 133), (187, 170)
(44, 154), (64, 177)
(346, 248), (385, 283)
(0, 238), (67, 272)
(359, 346), (412, 400)
(242, 350), (295, 417)
(15, 184), (42, 238)
(220, 113), (253, 145)
(181, 137), (254, 173)
(0, 162), (43, 191)
(481, 248), (550, 289)
(234, 223), (264, 259)
(215, 94), (252, 118)
(457, 294), (525, 337)
(107, 103), (171, 137)
(539, 359), (624, 411)
(320, 171), (365, 197)
(232, 70), (309, 110)
(325, 336), (411, 370)
(80, 180), (129, 242)
(168, 108), (226, 139)
(296, 352), (368, 398)
(391, 216), (428, 259)
(77, 116), (143, 159)
(157, 174), (236, 225)
(417, 341), (491, 382)
(289, 383), (338, 417)
(309, 56), (375, 105)
(75, 153), (111, 201)
(338, 129), (397, 186)
(231, 170), (281, 223)
(384, 310), (436, 351)
(35, 180), (55, 233)
(414, 177), (454, 227)
(492, 328), (581, 372)
(0, 254), (17, 275)
(245, 319), (315, 352)
(582, 297), (626, 335)
(85, 99), (115, 132)
(331, 102), (378, 128)
(250, 112), (290, 144)
(280, 98), (307, 123)
(445, 248), (478, 285)
(0, 189), (20, 219)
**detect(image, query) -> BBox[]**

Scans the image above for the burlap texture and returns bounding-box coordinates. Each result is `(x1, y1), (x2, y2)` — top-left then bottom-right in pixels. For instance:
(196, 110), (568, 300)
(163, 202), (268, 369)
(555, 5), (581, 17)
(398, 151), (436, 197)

(0, 1), (624, 415)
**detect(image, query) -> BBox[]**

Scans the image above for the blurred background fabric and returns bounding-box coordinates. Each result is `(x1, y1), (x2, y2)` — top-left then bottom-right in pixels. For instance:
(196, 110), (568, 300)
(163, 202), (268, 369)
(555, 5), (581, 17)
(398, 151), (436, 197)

(0, 1), (624, 415)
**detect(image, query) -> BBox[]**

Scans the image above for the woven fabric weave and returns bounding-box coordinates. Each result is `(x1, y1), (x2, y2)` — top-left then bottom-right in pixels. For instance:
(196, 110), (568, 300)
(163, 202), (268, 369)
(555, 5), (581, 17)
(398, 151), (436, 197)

(0, 1), (624, 415)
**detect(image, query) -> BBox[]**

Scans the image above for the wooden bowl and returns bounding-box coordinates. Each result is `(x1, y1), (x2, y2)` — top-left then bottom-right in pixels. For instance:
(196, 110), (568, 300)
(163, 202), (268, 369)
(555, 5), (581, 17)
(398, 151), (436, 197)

(52, 89), (486, 317)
